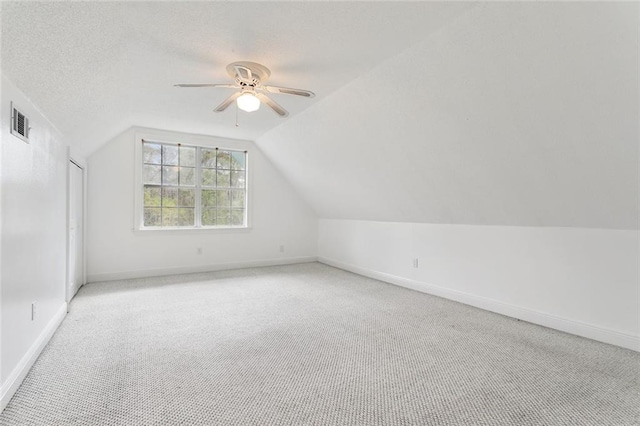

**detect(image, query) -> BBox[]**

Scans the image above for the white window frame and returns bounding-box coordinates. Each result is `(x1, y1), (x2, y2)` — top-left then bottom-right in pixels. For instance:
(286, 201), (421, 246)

(133, 131), (251, 232)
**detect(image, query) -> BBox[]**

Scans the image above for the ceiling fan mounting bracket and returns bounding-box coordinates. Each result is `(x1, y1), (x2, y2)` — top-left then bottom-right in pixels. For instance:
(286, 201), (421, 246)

(226, 61), (271, 86)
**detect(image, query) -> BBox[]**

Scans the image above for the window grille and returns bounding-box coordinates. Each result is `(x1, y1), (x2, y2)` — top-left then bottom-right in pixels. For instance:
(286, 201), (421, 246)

(141, 140), (247, 229)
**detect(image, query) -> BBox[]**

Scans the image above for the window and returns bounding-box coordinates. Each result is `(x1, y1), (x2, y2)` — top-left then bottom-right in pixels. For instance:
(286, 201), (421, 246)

(141, 140), (247, 229)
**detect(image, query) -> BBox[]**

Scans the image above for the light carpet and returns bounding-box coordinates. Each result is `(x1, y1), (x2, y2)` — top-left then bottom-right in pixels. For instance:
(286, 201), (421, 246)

(1, 262), (638, 425)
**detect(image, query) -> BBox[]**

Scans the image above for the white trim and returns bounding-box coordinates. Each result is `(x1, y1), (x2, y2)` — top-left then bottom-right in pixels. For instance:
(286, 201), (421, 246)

(318, 256), (640, 352)
(87, 256), (318, 283)
(0, 303), (67, 412)
(66, 152), (88, 293)
(133, 225), (253, 235)
(66, 155), (86, 307)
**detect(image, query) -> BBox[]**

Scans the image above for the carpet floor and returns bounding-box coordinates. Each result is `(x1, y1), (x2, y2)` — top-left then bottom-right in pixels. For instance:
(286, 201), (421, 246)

(1, 262), (638, 425)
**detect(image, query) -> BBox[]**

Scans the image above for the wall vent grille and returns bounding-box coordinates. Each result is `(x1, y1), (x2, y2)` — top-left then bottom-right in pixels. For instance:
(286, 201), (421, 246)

(10, 102), (30, 143)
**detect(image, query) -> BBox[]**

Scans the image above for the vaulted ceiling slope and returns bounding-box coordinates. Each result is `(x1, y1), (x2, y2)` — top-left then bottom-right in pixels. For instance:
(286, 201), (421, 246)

(258, 2), (639, 230)
(0, 1), (472, 159)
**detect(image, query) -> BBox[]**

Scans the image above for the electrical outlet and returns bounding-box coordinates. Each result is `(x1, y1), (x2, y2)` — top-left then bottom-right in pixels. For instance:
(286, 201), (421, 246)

(279, 245), (285, 253)
(197, 247), (203, 255)
(412, 258), (419, 268)
(31, 302), (37, 321)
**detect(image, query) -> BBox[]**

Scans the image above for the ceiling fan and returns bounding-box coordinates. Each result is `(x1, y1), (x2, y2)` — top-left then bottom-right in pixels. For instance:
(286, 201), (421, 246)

(175, 61), (315, 118)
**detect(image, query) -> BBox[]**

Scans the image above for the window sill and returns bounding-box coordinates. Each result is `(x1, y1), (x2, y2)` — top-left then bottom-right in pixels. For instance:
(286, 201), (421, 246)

(133, 226), (252, 235)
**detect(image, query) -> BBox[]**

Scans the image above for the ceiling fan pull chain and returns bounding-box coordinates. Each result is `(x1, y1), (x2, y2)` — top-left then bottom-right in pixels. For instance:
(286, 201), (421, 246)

(235, 103), (239, 127)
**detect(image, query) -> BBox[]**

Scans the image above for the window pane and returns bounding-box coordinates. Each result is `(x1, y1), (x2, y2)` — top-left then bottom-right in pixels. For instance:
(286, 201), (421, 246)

(215, 190), (230, 207)
(141, 144), (248, 229)
(230, 190), (245, 208)
(202, 208), (216, 226)
(144, 186), (161, 207)
(201, 149), (216, 168)
(202, 189), (216, 207)
(180, 167), (195, 186)
(162, 208), (179, 226)
(162, 187), (178, 207)
(230, 171), (245, 188)
(143, 143), (162, 164)
(178, 208), (195, 226)
(217, 169), (230, 187)
(179, 146), (195, 167)
(144, 208), (161, 226)
(217, 207), (231, 226)
(179, 189), (195, 207)
(231, 209), (244, 226)
(201, 168), (215, 187)
(162, 145), (179, 166)
(217, 151), (231, 169)
(230, 152), (245, 170)
(143, 165), (161, 184)
(162, 166), (179, 185)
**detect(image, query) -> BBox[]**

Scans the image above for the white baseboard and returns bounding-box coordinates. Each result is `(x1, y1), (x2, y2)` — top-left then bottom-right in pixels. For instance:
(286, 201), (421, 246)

(1, 302), (67, 412)
(318, 256), (639, 352)
(87, 256), (318, 283)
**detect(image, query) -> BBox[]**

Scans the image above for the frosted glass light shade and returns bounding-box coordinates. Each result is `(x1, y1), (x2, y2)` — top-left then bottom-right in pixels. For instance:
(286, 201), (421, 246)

(236, 93), (260, 112)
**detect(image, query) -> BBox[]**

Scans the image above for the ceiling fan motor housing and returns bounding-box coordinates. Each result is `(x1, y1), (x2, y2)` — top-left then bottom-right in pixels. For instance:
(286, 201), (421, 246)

(227, 61), (271, 87)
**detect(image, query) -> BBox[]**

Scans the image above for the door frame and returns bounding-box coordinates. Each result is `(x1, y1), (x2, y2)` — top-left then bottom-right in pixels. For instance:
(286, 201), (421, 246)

(66, 153), (87, 307)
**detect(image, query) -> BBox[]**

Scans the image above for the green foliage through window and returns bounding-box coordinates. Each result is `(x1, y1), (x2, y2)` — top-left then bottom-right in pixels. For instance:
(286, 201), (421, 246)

(142, 141), (247, 228)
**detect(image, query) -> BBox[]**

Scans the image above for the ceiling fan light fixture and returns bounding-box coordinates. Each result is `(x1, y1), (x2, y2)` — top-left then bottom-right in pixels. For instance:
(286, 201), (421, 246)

(175, 61), (314, 117)
(236, 92), (260, 112)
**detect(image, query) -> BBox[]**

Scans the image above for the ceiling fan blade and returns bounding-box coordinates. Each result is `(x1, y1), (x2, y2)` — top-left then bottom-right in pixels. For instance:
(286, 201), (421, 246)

(261, 85), (315, 98)
(256, 93), (288, 117)
(174, 83), (238, 88)
(214, 92), (242, 112)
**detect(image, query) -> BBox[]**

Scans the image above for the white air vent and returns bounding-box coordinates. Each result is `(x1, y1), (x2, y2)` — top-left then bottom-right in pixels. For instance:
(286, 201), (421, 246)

(10, 102), (30, 143)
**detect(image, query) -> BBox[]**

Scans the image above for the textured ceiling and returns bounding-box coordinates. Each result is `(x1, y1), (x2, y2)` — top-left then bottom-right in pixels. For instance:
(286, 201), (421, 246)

(2, 2), (636, 229)
(0, 1), (473, 158)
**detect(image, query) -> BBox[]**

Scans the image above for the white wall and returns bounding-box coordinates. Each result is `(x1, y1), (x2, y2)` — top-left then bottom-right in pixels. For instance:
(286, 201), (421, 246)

(318, 219), (639, 350)
(1, 75), (69, 409)
(86, 127), (317, 281)
(258, 3), (638, 230)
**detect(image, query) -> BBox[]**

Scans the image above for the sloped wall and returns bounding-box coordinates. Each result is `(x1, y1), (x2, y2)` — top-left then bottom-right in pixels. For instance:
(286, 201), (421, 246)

(258, 2), (638, 229)
(86, 127), (317, 281)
